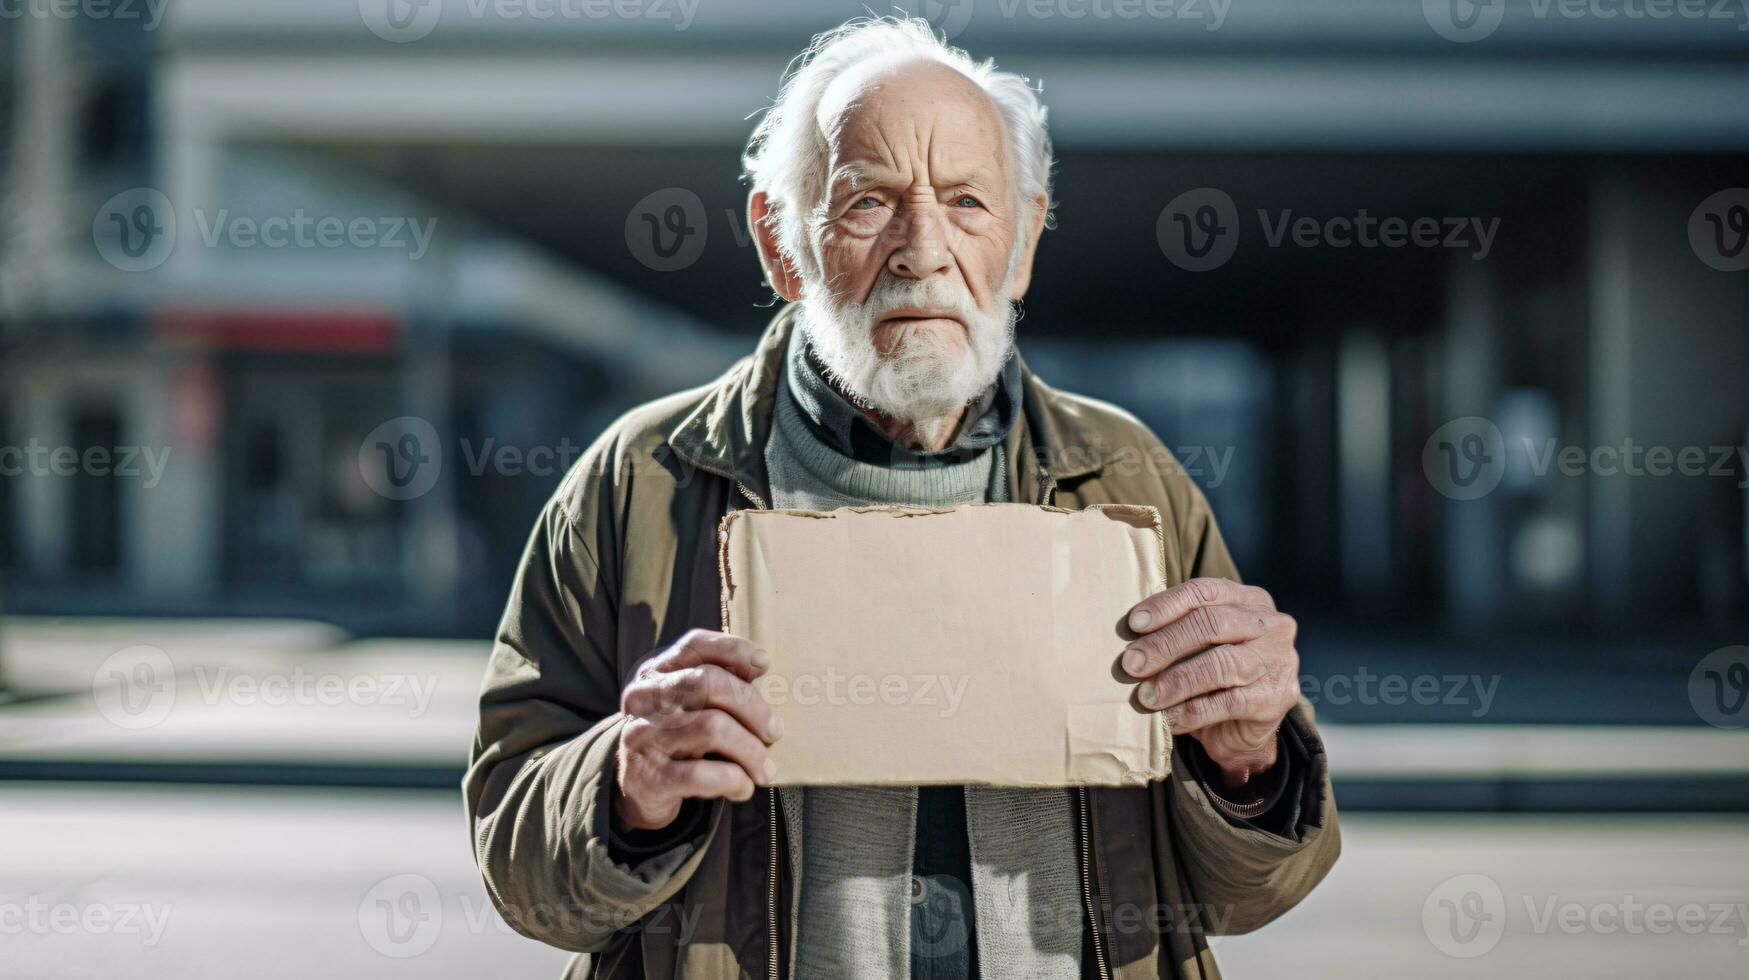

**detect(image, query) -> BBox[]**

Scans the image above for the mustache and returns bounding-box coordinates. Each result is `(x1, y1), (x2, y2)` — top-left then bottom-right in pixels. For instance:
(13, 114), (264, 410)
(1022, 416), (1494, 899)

(858, 277), (980, 321)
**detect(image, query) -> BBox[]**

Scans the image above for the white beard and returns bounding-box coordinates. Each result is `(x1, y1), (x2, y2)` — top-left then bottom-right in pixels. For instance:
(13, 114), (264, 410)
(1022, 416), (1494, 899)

(798, 276), (1016, 433)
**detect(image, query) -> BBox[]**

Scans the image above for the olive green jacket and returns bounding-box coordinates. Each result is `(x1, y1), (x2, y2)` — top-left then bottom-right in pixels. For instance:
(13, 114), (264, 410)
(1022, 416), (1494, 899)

(464, 304), (1340, 979)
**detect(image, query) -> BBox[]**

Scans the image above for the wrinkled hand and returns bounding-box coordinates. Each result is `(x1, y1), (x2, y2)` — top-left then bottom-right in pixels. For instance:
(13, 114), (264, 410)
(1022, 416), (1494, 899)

(1121, 578), (1299, 787)
(615, 629), (784, 832)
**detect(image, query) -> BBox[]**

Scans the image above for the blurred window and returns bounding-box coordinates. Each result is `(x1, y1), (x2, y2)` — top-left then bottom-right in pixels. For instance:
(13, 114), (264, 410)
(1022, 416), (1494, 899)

(69, 407), (121, 574)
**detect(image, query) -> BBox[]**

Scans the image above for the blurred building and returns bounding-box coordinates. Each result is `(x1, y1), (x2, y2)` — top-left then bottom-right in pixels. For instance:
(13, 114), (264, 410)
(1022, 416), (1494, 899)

(2, 0), (1747, 639)
(0, 7), (741, 635)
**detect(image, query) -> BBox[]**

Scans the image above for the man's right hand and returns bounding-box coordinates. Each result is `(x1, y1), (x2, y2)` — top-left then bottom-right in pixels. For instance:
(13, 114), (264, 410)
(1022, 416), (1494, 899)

(615, 628), (784, 832)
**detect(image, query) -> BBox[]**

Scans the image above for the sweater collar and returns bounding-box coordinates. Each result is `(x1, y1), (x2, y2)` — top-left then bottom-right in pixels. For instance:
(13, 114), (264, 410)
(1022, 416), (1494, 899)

(784, 317), (1023, 470)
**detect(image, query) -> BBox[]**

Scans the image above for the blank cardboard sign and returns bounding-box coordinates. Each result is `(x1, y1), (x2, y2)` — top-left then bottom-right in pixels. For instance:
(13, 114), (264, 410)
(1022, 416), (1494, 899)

(717, 503), (1172, 787)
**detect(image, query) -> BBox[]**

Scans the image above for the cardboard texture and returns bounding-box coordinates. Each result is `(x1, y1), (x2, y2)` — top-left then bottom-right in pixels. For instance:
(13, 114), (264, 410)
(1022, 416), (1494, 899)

(718, 503), (1172, 788)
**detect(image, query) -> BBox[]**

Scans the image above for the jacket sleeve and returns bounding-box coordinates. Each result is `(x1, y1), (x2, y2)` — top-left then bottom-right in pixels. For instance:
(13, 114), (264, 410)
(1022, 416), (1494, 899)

(462, 488), (722, 953)
(1162, 486), (1342, 935)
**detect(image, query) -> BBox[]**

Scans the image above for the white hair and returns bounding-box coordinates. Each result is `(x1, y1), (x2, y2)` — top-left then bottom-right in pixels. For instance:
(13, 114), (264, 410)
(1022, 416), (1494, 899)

(742, 15), (1056, 285)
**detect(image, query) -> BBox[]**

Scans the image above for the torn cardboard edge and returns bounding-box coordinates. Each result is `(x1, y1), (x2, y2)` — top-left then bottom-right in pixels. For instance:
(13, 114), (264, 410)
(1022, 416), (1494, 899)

(717, 502), (1167, 619)
(718, 503), (1173, 788)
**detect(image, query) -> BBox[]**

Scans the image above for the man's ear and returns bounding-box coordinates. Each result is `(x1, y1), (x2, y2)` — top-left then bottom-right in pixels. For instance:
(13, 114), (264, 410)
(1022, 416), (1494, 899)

(1006, 193), (1051, 299)
(749, 191), (803, 302)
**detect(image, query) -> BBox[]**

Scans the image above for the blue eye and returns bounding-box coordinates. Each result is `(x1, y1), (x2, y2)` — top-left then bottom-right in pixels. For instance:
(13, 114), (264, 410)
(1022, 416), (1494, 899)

(955, 195), (981, 208)
(853, 197), (881, 210)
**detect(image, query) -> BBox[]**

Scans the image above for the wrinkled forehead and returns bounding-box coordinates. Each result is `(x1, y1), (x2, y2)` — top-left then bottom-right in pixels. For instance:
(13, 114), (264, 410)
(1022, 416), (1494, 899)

(815, 56), (1010, 183)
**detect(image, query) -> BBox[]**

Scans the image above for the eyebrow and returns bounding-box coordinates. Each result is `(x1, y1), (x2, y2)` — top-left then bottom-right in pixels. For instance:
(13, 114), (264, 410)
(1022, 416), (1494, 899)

(827, 163), (884, 199)
(827, 162), (1001, 199)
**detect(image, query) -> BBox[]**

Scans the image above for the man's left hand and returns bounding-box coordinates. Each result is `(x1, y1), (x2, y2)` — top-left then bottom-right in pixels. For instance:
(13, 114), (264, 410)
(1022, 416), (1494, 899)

(1122, 578), (1299, 789)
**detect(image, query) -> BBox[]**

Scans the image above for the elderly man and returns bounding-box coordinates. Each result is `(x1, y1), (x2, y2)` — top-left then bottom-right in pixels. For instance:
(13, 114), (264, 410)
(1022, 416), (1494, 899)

(466, 16), (1338, 980)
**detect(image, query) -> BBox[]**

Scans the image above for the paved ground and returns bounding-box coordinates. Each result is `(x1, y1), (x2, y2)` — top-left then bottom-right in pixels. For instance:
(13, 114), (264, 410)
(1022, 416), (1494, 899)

(3, 617), (1747, 977)
(2, 784), (1746, 979)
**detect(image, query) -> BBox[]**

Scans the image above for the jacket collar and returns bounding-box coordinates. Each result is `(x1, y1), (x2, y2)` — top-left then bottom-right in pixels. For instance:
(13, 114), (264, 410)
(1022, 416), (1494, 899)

(667, 303), (1116, 501)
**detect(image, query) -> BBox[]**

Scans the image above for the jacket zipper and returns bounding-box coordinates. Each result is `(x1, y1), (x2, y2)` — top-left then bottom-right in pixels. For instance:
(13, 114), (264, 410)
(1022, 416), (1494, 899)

(767, 788), (781, 980)
(1077, 787), (1111, 980)
(736, 479), (770, 512)
(734, 477), (782, 980)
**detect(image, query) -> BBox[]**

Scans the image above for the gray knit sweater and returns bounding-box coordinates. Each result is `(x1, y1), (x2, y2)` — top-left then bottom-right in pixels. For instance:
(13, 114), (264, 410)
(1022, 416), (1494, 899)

(765, 325), (1083, 980)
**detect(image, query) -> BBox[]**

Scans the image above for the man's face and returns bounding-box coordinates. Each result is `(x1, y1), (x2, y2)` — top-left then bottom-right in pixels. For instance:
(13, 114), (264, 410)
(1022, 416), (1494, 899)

(797, 58), (1031, 425)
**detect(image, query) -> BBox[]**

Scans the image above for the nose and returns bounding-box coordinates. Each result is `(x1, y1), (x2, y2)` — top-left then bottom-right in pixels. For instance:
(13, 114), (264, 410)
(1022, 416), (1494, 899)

(886, 197), (952, 281)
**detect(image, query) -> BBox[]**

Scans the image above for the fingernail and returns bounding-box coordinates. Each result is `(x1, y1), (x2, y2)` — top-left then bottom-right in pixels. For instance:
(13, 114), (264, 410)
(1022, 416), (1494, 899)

(768, 715), (785, 740)
(1129, 609), (1151, 632)
(762, 759), (779, 784)
(751, 649), (771, 671)
(1123, 648), (1146, 676)
(1138, 682), (1161, 709)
